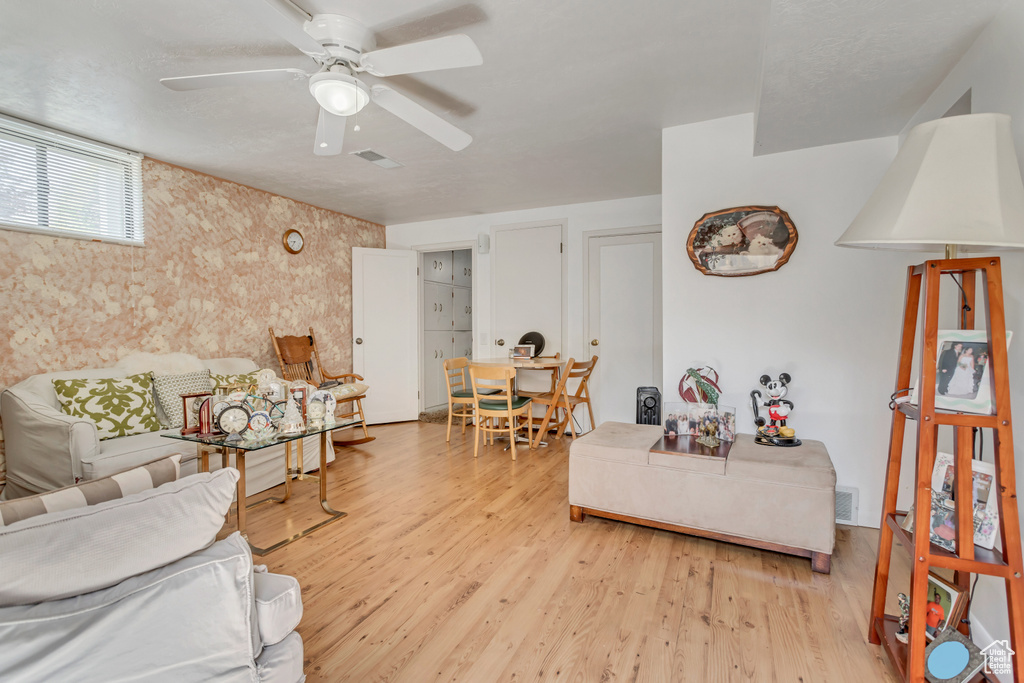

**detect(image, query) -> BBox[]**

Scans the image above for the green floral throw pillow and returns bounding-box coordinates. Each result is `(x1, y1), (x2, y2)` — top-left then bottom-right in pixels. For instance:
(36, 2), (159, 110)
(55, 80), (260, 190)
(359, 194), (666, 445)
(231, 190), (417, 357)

(209, 372), (258, 392)
(53, 373), (163, 441)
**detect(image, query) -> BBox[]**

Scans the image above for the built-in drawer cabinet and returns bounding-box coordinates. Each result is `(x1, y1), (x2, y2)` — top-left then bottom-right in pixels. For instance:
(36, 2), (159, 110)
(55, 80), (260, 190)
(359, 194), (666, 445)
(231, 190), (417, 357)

(423, 331), (453, 409)
(423, 282), (452, 331)
(423, 251), (453, 285)
(452, 249), (472, 287)
(453, 331), (473, 361)
(453, 287), (472, 331)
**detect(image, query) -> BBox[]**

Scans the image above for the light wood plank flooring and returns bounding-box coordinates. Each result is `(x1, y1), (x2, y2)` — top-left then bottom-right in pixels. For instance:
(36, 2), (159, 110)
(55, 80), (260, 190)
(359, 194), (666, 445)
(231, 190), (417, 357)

(242, 421), (907, 682)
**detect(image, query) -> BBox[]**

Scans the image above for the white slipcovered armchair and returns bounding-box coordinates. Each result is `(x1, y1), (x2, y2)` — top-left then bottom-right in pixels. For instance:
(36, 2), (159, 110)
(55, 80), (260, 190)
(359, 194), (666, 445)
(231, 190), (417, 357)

(0, 466), (305, 682)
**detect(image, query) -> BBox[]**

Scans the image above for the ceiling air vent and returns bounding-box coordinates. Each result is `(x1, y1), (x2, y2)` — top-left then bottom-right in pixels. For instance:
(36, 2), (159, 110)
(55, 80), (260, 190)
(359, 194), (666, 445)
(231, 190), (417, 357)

(350, 149), (403, 169)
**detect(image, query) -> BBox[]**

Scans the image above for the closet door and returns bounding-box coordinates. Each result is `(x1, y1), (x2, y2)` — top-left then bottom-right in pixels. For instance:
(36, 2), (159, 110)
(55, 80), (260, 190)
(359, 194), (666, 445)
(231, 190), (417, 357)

(452, 249), (472, 287)
(423, 282), (453, 331)
(453, 332), (473, 361)
(453, 287), (472, 331)
(423, 250), (453, 284)
(423, 331), (452, 409)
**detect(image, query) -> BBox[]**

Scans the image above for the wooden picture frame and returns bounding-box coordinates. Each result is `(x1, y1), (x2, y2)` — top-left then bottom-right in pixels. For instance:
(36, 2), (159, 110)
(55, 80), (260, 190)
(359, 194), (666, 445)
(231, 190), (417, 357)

(198, 397), (216, 437)
(180, 391), (212, 435)
(686, 205), (798, 277)
(925, 571), (967, 642)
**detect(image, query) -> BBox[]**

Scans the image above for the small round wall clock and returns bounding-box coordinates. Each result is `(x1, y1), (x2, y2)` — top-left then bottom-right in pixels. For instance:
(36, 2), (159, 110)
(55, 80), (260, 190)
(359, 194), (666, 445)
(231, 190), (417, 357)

(218, 404), (251, 441)
(283, 229), (304, 254)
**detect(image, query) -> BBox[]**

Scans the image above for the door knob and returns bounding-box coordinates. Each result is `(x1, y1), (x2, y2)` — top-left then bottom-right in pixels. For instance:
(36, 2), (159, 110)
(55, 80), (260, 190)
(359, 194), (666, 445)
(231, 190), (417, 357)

(355, 338), (363, 345)
(591, 339), (599, 346)
(496, 339), (505, 346)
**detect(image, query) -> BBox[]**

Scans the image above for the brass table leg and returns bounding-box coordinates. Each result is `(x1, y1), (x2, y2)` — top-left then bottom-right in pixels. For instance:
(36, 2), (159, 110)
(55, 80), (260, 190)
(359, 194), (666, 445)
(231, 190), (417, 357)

(243, 431), (347, 556)
(235, 449), (247, 541)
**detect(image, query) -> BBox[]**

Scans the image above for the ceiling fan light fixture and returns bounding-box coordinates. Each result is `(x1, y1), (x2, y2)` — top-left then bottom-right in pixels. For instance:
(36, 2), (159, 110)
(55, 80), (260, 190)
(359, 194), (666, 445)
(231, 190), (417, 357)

(309, 71), (369, 117)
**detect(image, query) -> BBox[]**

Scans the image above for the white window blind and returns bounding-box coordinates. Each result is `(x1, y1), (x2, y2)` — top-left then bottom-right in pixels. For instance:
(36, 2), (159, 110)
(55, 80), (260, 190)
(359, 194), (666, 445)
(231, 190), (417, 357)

(0, 115), (144, 245)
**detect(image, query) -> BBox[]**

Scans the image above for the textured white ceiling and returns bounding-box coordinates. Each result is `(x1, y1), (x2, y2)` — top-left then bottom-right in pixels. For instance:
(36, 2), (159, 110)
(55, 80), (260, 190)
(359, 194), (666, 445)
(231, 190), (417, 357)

(753, 0), (1004, 155)
(0, 0), (1005, 224)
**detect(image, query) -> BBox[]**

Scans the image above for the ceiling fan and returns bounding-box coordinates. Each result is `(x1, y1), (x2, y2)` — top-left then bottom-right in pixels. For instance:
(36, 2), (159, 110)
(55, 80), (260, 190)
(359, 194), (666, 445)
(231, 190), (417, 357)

(160, 0), (483, 155)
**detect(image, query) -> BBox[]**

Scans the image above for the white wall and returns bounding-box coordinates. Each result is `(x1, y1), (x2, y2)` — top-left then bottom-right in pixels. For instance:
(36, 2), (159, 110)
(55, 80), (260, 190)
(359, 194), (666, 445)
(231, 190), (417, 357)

(898, 0), (1024, 649)
(386, 195), (662, 367)
(662, 113), (909, 528)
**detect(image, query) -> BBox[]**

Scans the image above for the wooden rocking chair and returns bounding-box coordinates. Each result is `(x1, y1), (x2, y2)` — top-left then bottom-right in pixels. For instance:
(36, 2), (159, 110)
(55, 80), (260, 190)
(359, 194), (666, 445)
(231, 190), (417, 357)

(269, 327), (374, 446)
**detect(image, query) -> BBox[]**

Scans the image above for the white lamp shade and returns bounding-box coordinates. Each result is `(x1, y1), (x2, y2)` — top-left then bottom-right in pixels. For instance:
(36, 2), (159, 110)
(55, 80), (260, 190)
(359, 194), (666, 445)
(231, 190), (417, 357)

(836, 113), (1024, 252)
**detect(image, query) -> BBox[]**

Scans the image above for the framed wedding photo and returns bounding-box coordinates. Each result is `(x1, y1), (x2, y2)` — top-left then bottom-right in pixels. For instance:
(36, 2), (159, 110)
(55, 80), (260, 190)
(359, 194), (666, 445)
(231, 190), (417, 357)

(932, 330), (1013, 414)
(663, 402), (690, 437)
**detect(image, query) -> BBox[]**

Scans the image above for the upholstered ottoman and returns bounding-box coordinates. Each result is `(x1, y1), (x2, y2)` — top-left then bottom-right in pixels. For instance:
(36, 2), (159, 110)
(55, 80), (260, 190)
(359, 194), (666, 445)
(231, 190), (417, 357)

(568, 422), (836, 573)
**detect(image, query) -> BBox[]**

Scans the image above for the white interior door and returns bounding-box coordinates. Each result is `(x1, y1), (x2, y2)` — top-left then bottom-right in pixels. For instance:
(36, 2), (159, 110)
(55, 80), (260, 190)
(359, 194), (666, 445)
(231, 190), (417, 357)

(352, 247), (418, 424)
(491, 222), (566, 393)
(586, 231), (662, 426)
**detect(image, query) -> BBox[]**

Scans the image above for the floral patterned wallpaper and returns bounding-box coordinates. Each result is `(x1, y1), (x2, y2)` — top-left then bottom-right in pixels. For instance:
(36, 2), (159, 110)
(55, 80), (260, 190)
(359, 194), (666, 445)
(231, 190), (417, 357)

(0, 158), (385, 485)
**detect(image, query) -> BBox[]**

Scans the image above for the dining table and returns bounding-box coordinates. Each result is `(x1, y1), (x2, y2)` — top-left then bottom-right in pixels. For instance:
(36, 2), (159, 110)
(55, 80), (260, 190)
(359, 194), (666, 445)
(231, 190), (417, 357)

(469, 356), (566, 448)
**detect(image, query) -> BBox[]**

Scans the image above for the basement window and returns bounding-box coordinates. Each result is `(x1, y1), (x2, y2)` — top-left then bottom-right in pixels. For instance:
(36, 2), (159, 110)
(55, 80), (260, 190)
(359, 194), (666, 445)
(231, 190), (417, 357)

(0, 114), (144, 245)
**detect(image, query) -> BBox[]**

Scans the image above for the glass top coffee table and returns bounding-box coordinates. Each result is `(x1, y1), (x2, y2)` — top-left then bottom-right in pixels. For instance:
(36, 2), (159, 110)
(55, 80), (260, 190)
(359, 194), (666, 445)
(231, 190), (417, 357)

(164, 419), (357, 555)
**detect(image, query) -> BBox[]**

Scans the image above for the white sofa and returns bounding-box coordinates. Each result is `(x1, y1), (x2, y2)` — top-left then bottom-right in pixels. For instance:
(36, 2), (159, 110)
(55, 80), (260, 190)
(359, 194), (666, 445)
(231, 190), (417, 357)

(0, 467), (305, 682)
(0, 356), (327, 499)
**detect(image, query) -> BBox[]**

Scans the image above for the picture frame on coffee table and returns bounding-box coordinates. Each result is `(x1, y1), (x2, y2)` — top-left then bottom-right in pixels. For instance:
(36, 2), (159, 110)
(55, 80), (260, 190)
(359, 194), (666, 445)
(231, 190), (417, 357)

(181, 391), (212, 435)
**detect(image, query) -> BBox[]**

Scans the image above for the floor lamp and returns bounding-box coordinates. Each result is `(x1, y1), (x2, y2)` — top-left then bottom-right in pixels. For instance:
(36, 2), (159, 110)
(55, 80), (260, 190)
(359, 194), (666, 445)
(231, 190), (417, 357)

(837, 113), (1024, 682)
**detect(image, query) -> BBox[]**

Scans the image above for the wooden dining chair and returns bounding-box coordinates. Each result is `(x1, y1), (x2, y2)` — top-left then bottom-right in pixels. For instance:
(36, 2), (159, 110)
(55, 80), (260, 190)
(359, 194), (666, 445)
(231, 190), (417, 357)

(269, 327), (374, 446)
(444, 357), (501, 442)
(527, 357), (577, 448)
(550, 355), (598, 439)
(444, 357), (475, 442)
(468, 364), (533, 460)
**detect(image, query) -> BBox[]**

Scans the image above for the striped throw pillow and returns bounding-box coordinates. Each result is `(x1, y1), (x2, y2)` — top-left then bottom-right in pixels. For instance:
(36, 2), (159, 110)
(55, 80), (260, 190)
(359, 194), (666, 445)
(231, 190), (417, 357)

(0, 455), (181, 527)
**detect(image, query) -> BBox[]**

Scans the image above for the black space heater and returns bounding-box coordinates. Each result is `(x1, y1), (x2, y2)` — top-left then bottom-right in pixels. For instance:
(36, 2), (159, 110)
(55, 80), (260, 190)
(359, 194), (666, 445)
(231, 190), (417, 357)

(636, 387), (661, 425)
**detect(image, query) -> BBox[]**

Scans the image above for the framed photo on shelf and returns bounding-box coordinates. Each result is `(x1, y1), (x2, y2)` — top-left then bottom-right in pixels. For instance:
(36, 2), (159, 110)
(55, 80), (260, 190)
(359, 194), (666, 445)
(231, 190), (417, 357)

(717, 405), (736, 442)
(688, 404), (718, 437)
(925, 572), (967, 641)
(903, 451), (1001, 551)
(662, 402), (690, 437)
(911, 330), (1013, 415)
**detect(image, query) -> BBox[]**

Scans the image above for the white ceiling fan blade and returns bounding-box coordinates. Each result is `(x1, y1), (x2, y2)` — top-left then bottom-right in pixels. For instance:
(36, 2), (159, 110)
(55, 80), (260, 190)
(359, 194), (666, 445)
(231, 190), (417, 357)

(161, 68), (307, 91)
(360, 34), (482, 77)
(238, 0), (331, 60)
(372, 85), (472, 151)
(314, 107), (346, 156)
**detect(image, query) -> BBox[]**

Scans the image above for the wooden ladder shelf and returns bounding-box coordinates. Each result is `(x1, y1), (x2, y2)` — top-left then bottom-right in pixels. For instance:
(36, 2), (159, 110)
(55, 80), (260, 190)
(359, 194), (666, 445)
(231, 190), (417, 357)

(870, 257), (1023, 682)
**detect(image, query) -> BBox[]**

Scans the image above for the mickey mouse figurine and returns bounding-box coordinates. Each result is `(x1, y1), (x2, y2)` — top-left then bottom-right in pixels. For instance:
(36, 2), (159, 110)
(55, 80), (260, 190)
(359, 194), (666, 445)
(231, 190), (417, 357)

(750, 373), (802, 447)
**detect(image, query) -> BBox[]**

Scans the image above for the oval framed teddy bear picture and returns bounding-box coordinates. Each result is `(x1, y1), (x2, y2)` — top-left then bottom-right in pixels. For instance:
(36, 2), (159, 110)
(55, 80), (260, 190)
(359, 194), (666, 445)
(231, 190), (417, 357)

(686, 205), (798, 277)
